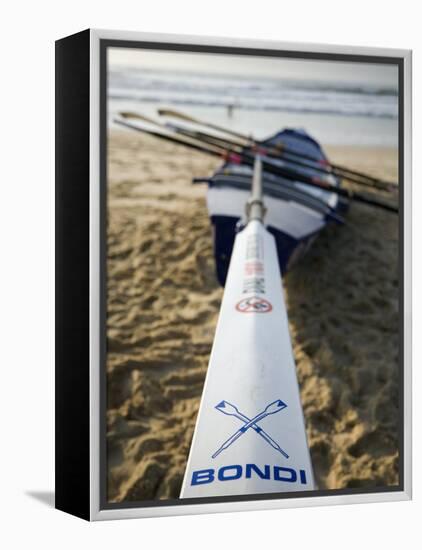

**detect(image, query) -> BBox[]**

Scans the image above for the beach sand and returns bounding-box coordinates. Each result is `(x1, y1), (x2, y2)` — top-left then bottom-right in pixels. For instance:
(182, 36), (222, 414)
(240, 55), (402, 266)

(106, 130), (399, 502)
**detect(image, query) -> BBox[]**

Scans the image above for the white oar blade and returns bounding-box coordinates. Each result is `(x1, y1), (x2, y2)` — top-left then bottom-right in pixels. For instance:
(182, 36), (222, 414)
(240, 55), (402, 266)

(181, 220), (314, 498)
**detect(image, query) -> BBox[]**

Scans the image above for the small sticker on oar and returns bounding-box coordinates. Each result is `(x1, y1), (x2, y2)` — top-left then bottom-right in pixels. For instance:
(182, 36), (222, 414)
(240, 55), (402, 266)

(236, 296), (273, 313)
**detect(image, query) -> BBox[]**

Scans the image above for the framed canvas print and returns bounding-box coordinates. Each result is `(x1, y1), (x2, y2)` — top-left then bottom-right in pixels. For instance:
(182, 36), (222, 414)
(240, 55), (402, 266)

(55, 29), (412, 521)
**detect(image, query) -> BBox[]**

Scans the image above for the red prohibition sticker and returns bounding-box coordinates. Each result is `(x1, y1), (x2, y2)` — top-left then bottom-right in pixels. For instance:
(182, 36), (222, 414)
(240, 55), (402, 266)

(235, 296), (273, 313)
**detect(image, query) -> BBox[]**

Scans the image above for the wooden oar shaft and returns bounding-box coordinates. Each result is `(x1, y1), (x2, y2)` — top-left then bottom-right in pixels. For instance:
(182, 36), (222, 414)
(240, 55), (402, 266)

(158, 108), (250, 142)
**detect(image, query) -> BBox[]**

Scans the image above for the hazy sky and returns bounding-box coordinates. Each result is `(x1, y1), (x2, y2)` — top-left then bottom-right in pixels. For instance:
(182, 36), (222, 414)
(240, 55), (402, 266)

(109, 47), (398, 89)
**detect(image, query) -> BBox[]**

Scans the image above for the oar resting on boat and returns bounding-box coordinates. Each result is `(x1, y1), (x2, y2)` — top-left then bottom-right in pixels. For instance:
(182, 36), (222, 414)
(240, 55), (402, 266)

(114, 115), (398, 214)
(115, 114), (349, 283)
(180, 157), (315, 498)
(157, 108), (398, 192)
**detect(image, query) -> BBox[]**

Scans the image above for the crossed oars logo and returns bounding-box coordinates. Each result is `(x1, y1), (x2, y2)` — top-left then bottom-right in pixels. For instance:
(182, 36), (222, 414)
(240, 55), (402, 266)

(212, 399), (289, 459)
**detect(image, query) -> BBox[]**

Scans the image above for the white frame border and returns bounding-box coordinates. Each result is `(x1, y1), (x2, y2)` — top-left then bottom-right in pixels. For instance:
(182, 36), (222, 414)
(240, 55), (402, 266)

(89, 29), (412, 521)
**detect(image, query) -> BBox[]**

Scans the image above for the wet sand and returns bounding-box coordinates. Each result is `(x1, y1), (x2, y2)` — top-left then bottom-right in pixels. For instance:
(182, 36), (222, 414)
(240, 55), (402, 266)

(106, 130), (399, 502)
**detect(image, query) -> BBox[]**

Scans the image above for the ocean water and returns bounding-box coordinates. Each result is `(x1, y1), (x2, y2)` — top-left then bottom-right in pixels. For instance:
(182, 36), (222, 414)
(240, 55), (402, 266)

(108, 67), (399, 147)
